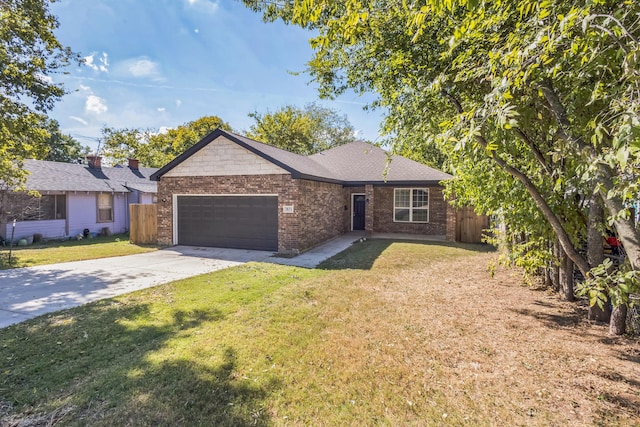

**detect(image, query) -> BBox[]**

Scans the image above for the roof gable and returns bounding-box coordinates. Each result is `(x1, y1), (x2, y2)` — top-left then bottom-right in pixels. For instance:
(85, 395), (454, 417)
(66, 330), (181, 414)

(163, 135), (287, 177)
(150, 129), (451, 185)
(150, 129), (340, 183)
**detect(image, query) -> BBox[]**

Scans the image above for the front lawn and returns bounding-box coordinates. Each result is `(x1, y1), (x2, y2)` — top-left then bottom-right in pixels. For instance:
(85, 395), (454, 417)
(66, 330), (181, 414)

(0, 234), (158, 269)
(0, 240), (638, 425)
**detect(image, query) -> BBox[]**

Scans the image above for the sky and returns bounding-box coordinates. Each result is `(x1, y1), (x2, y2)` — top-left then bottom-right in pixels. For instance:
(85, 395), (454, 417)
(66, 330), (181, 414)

(48, 0), (385, 153)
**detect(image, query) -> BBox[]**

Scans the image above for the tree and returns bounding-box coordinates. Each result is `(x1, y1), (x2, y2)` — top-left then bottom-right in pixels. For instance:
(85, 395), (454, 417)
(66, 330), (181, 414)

(100, 127), (149, 166)
(1, 0), (77, 189)
(243, 0), (640, 333)
(101, 116), (232, 167)
(43, 119), (90, 163)
(247, 103), (357, 155)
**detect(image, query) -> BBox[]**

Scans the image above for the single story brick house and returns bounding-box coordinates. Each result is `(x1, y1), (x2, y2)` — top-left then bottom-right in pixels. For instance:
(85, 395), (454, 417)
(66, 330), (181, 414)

(1, 158), (157, 242)
(150, 129), (455, 253)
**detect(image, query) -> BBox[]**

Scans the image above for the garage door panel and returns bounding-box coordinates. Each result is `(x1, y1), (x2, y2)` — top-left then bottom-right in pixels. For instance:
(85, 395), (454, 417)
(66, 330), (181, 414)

(177, 196), (278, 251)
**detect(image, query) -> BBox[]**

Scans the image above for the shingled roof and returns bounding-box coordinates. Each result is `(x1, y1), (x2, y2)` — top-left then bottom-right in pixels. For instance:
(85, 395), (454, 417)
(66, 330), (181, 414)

(21, 159), (158, 193)
(151, 129), (451, 185)
(310, 141), (452, 185)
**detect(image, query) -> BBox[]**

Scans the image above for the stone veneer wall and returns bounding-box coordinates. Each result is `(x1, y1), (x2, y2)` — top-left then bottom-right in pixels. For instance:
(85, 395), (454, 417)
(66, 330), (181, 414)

(295, 179), (348, 251)
(157, 174), (299, 252)
(373, 186), (448, 235)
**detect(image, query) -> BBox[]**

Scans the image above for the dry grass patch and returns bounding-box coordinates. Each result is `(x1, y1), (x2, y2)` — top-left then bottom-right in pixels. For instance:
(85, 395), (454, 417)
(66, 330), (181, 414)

(0, 239), (638, 425)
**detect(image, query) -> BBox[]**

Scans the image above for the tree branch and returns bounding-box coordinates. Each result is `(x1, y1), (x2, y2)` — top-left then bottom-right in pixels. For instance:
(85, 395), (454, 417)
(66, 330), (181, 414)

(439, 89), (591, 275)
(591, 14), (639, 44)
(512, 127), (553, 176)
(538, 79), (640, 271)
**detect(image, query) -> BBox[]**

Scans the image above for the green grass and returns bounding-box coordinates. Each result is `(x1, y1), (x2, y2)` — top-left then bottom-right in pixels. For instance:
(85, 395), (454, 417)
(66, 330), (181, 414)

(1, 240), (635, 425)
(0, 234), (158, 269)
(0, 263), (325, 425)
(0, 240), (491, 426)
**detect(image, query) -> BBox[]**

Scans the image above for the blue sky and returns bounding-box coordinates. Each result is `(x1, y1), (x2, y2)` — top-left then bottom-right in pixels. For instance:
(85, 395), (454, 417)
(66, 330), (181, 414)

(49, 0), (384, 153)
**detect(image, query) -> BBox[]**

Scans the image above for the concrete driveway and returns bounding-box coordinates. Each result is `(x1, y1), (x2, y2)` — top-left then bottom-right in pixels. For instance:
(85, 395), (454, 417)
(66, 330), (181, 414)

(0, 234), (360, 329)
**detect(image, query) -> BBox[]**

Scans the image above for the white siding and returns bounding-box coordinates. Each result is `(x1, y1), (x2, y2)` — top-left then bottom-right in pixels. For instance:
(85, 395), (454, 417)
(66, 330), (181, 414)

(164, 136), (287, 177)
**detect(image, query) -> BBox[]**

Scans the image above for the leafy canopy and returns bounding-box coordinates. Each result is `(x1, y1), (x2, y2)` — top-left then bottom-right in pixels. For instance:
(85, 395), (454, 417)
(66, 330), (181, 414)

(247, 103), (358, 155)
(101, 116), (232, 168)
(0, 0), (77, 188)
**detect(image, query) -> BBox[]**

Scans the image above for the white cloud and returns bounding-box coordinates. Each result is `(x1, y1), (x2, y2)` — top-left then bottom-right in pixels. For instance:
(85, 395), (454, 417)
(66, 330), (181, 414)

(83, 52), (109, 73)
(69, 116), (89, 126)
(157, 107), (166, 112)
(85, 95), (108, 115)
(194, 28), (200, 33)
(35, 73), (53, 84)
(158, 126), (171, 134)
(185, 0), (219, 15)
(175, 99), (183, 108)
(117, 57), (163, 80)
(78, 84), (91, 92)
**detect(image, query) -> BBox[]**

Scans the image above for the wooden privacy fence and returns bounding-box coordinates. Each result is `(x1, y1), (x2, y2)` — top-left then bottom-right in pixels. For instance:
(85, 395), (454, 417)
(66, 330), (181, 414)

(129, 204), (157, 245)
(455, 206), (490, 243)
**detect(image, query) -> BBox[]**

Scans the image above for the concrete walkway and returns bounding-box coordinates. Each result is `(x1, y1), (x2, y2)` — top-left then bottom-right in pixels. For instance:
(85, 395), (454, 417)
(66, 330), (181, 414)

(0, 233), (361, 328)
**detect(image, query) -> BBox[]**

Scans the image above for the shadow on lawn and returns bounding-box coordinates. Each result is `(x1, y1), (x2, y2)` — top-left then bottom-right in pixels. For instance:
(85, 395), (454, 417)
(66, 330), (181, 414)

(0, 300), (273, 426)
(317, 238), (494, 271)
(509, 306), (584, 329)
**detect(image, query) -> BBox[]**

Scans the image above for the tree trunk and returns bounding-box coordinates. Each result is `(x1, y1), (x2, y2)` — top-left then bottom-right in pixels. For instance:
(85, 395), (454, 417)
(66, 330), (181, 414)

(587, 196), (611, 322)
(587, 195), (605, 269)
(600, 190), (640, 271)
(543, 265), (552, 288)
(558, 245), (568, 298)
(562, 254), (575, 302)
(552, 239), (561, 292)
(609, 304), (628, 335)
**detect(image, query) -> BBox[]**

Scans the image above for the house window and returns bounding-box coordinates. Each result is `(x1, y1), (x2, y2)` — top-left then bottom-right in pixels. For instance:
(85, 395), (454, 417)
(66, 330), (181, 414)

(19, 195), (66, 221)
(97, 193), (113, 222)
(394, 188), (429, 223)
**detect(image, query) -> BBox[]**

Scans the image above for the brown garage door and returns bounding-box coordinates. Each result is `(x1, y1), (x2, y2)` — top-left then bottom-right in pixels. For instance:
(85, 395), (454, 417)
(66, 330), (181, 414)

(177, 195), (278, 251)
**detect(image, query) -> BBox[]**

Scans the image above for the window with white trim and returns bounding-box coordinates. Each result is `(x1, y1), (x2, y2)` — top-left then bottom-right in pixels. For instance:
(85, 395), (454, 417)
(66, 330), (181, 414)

(97, 193), (113, 222)
(394, 188), (429, 223)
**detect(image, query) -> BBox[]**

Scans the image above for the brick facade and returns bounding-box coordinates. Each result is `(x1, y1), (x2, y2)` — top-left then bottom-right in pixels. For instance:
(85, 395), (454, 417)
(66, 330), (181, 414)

(340, 185), (450, 237)
(296, 179), (348, 251)
(157, 174), (347, 254)
(371, 186), (448, 236)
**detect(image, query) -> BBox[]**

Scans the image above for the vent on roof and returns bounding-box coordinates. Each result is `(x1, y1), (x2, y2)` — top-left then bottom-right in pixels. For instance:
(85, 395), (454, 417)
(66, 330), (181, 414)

(86, 155), (102, 169)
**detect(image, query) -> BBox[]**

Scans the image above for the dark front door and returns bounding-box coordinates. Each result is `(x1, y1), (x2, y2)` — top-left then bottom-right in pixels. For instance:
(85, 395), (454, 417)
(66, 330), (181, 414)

(353, 195), (366, 231)
(177, 195), (278, 251)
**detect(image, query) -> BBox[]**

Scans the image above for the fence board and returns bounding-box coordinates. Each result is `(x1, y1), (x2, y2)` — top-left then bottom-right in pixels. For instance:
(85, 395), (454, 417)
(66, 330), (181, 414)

(129, 204), (157, 244)
(455, 206), (490, 243)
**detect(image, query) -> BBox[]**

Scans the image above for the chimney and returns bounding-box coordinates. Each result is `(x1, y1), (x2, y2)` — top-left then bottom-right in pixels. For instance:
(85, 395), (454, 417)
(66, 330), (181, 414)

(86, 155), (102, 169)
(128, 158), (139, 170)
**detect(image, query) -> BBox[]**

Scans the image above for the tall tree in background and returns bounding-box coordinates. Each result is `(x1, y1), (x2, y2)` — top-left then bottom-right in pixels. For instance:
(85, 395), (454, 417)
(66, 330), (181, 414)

(0, 0), (77, 188)
(101, 115), (232, 168)
(43, 119), (90, 163)
(100, 127), (149, 166)
(243, 0), (640, 333)
(247, 103), (357, 155)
